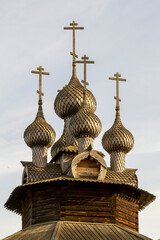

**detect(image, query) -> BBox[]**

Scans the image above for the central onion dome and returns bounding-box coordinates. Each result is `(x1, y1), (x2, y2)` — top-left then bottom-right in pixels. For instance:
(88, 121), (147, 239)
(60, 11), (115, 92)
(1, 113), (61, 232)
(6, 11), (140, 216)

(54, 71), (97, 119)
(102, 111), (134, 154)
(69, 87), (102, 153)
(70, 103), (102, 139)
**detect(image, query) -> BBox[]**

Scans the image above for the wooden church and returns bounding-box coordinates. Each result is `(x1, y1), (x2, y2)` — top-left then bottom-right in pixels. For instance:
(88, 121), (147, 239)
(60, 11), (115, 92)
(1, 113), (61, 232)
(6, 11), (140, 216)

(3, 21), (155, 240)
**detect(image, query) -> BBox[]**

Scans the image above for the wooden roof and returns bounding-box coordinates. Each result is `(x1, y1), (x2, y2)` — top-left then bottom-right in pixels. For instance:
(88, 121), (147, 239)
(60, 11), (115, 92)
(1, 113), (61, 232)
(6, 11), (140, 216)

(3, 221), (152, 240)
(21, 162), (62, 183)
(4, 176), (155, 215)
(21, 161), (138, 187)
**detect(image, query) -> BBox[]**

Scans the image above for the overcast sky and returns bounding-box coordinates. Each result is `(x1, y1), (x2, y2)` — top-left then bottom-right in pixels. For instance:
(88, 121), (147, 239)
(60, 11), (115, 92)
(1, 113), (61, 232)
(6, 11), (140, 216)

(0, 0), (160, 239)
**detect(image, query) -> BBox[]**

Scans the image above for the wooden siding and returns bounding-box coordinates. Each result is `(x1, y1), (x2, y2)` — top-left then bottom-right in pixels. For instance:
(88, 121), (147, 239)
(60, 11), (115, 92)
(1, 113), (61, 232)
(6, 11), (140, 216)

(32, 185), (60, 225)
(115, 194), (138, 232)
(22, 190), (32, 228)
(21, 182), (139, 232)
(60, 186), (115, 223)
(77, 158), (100, 179)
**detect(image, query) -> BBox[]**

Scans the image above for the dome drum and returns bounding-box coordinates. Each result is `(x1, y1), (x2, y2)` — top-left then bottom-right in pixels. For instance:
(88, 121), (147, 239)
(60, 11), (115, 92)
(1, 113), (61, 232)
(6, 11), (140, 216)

(32, 146), (48, 168)
(110, 151), (126, 172)
(78, 137), (93, 153)
(65, 116), (78, 147)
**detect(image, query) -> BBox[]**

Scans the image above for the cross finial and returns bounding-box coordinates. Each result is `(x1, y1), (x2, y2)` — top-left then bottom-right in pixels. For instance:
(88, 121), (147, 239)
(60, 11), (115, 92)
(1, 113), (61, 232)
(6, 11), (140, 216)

(31, 66), (50, 104)
(109, 72), (126, 111)
(64, 21), (84, 70)
(75, 54), (94, 103)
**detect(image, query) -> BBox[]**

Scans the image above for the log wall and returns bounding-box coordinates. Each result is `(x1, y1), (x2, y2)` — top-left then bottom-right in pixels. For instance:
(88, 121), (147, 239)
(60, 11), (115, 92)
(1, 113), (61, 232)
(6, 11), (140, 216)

(22, 190), (32, 228)
(115, 194), (139, 232)
(21, 182), (139, 232)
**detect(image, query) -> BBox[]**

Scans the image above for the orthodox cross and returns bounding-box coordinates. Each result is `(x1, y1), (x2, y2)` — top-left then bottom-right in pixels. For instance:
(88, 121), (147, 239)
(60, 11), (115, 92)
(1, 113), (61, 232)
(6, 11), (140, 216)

(31, 66), (50, 102)
(64, 21), (84, 63)
(76, 55), (94, 102)
(109, 72), (126, 111)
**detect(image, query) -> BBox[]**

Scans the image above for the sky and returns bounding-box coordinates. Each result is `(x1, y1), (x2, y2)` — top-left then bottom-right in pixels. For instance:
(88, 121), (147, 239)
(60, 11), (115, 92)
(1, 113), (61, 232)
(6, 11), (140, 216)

(0, 0), (160, 239)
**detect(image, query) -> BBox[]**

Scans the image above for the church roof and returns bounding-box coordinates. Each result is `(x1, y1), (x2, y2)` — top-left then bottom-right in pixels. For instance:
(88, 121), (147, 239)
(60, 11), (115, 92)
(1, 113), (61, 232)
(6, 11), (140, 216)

(3, 221), (152, 240)
(21, 162), (62, 183)
(21, 161), (137, 186)
(4, 171), (155, 215)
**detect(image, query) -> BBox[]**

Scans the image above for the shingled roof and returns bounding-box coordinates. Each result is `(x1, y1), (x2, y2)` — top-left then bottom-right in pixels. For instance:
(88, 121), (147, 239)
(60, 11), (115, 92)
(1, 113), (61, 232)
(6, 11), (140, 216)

(21, 161), (138, 187)
(3, 221), (152, 240)
(21, 162), (62, 183)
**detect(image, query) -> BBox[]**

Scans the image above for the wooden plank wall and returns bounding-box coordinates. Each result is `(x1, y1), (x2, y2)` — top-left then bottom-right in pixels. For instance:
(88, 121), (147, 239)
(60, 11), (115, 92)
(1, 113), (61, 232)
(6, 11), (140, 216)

(116, 194), (138, 232)
(21, 182), (139, 232)
(32, 185), (60, 225)
(77, 159), (100, 179)
(22, 190), (32, 229)
(60, 185), (115, 223)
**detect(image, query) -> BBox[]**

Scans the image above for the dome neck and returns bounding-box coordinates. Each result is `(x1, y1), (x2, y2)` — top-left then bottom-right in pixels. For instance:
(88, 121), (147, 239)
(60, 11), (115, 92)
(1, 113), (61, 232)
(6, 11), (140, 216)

(65, 117), (78, 147)
(36, 100), (45, 119)
(110, 151), (125, 172)
(32, 146), (48, 167)
(78, 137), (93, 153)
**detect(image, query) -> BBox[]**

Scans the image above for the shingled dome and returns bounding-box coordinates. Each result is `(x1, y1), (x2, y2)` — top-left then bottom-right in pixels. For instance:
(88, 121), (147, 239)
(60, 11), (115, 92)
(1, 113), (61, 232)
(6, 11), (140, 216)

(24, 104), (55, 148)
(70, 103), (102, 139)
(102, 111), (134, 154)
(54, 73), (97, 119)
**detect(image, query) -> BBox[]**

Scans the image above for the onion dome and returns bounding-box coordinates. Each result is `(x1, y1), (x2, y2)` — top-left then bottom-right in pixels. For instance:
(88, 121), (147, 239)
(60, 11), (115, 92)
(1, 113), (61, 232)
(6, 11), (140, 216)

(24, 66), (56, 167)
(102, 111), (134, 154)
(102, 72), (134, 172)
(24, 101), (55, 149)
(69, 54), (101, 153)
(69, 103), (102, 139)
(54, 68), (97, 119)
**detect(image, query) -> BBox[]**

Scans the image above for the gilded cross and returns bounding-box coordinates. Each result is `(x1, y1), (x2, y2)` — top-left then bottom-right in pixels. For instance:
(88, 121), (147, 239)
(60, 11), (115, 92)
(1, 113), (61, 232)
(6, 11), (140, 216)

(31, 66), (50, 101)
(109, 72), (126, 111)
(76, 54), (94, 91)
(64, 21), (84, 63)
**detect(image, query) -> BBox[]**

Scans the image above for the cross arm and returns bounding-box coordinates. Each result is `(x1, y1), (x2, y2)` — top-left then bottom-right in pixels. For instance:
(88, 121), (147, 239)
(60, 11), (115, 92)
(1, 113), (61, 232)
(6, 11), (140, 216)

(114, 96), (121, 101)
(41, 72), (50, 75)
(64, 27), (84, 30)
(37, 90), (44, 96)
(86, 61), (94, 64)
(31, 70), (50, 75)
(109, 77), (126, 81)
(75, 60), (95, 64)
(75, 60), (84, 63)
(81, 80), (89, 85)
(70, 52), (78, 58)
